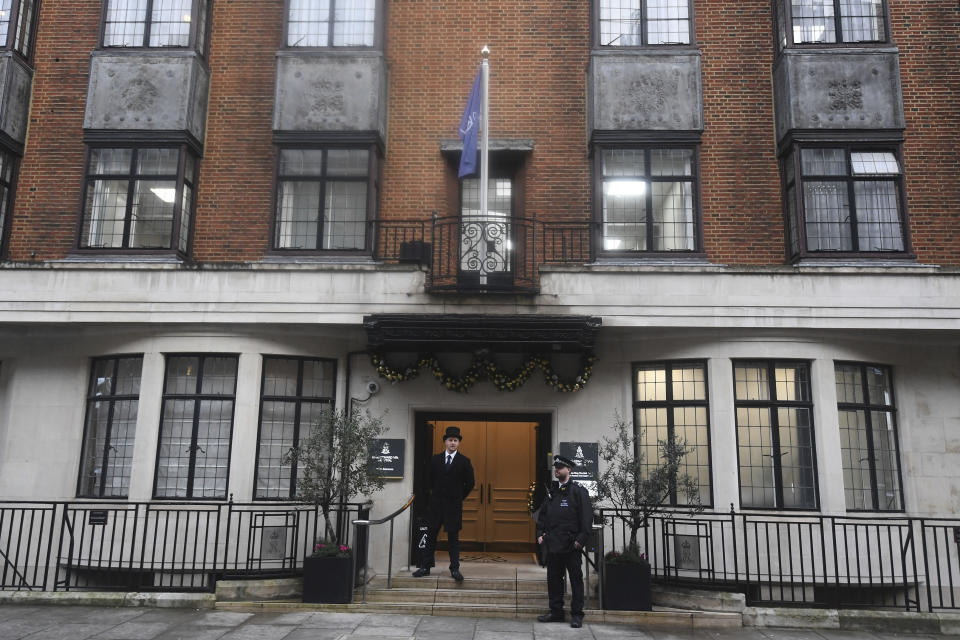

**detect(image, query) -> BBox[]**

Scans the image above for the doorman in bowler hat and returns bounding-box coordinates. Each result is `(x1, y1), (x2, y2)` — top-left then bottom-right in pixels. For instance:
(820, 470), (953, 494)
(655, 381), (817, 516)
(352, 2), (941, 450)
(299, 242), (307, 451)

(413, 425), (475, 582)
(536, 454), (593, 628)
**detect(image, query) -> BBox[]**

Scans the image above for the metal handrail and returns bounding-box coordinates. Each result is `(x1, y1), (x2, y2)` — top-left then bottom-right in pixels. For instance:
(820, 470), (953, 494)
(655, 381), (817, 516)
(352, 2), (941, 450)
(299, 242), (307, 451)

(353, 494), (415, 603)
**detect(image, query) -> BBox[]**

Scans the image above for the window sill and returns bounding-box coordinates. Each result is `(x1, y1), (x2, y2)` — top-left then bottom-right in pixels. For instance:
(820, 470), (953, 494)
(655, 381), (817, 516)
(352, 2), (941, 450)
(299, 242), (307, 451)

(777, 44), (899, 56)
(591, 47), (700, 57)
(58, 253), (186, 265)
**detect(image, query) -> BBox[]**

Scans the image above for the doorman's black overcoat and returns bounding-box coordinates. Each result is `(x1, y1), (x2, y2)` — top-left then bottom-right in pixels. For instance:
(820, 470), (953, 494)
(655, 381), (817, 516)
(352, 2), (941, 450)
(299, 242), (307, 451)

(427, 452), (476, 532)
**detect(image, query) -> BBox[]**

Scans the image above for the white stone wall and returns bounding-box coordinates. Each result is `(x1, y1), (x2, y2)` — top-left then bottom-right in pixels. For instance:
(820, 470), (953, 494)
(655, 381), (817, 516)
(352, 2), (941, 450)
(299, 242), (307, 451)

(0, 322), (956, 575)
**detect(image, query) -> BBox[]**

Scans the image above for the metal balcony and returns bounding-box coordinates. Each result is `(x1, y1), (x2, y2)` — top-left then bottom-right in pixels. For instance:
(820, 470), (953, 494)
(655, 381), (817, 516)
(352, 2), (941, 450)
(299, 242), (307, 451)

(374, 215), (593, 294)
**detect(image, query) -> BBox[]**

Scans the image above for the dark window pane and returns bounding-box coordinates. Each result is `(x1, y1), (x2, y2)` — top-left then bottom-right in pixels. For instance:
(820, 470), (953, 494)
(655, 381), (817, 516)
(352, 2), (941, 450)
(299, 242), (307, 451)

(256, 357), (336, 499)
(854, 180), (903, 251)
(78, 357), (143, 498)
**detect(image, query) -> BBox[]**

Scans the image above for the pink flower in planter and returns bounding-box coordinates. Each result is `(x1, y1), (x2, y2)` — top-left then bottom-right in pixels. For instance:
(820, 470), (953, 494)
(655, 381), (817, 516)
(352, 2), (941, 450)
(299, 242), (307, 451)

(340, 545), (349, 552)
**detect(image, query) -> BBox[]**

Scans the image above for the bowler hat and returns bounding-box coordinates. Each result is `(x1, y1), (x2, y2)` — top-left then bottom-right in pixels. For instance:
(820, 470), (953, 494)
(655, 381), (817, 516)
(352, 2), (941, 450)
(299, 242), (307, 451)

(553, 454), (576, 469)
(442, 426), (463, 441)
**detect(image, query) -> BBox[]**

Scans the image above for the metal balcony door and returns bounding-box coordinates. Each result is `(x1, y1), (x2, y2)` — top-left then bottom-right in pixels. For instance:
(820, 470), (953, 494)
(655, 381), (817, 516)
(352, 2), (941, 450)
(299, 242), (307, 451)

(459, 177), (513, 288)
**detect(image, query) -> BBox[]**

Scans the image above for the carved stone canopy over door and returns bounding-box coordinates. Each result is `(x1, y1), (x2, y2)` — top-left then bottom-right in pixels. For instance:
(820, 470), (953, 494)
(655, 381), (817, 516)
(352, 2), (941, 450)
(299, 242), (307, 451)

(459, 177), (513, 288)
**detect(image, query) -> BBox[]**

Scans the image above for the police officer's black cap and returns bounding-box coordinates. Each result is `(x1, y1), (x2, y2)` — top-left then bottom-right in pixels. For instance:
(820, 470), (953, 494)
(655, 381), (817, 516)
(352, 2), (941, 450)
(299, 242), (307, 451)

(553, 454), (576, 469)
(443, 426), (463, 441)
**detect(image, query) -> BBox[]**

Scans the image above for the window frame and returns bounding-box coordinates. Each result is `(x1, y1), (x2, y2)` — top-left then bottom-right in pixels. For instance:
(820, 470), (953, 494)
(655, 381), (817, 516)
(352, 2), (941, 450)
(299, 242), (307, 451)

(0, 147), (19, 260)
(733, 359), (820, 512)
(253, 355), (337, 501)
(153, 353), (239, 501)
(76, 142), (199, 257)
(592, 0), (696, 48)
(98, 0), (212, 55)
(631, 359), (713, 507)
(282, 0), (386, 50)
(772, 0), (891, 52)
(0, 0), (40, 61)
(592, 140), (705, 258)
(270, 140), (380, 255)
(834, 360), (905, 513)
(76, 355), (144, 499)
(781, 140), (913, 261)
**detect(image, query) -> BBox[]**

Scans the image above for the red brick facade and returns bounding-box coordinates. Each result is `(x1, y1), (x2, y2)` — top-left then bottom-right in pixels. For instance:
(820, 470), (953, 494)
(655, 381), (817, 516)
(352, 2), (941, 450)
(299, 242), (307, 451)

(6, 1), (960, 266)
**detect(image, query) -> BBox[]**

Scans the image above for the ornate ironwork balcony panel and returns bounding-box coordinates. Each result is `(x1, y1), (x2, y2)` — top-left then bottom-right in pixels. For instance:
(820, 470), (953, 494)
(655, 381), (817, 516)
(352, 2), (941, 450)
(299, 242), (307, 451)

(374, 216), (593, 294)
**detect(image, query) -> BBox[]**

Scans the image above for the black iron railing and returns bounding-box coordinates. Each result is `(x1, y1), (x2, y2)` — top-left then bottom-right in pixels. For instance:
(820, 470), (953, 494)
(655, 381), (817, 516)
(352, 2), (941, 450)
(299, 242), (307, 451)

(596, 507), (958, 611)
(0, 499), (368, 593)
(3, 498), (960, 609)
(374, 216), (593, 294)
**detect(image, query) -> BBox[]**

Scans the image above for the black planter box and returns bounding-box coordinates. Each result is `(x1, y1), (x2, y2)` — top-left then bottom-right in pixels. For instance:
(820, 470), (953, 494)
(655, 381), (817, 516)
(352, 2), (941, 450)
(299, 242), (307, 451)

(302, 555), (354, 604)
(602, 561), (652, 611)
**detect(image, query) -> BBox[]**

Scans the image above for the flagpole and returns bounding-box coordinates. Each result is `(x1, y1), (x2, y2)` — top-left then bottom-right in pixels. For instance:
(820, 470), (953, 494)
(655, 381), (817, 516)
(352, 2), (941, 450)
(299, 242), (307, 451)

(480, 46), (490, 222)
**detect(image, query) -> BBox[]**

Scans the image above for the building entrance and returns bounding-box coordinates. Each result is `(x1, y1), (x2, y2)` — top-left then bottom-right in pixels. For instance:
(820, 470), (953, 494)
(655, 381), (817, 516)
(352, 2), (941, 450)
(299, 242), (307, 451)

(412, 413), (550, 555)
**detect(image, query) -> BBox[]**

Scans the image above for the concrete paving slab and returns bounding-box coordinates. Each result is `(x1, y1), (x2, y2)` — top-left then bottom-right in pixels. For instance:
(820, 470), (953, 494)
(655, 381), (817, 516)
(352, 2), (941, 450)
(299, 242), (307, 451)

(191, 611), (255, 627)
(758, 629), (831, 640)
(475, 630), (535, 640)
(219, 623), (297, 640)
(361, 613), (423, 628)
(153, 628), (232, 640)
(300, 612), (369, 628)
(477, 618), (535, 632)
(91, 621), (173, 640)
(590, 624), (655, 639)
(352, 625), (421, 637)
(283, 629), (348, 640)
(415, 616), (477, 632)
(12, 622), (113, 640)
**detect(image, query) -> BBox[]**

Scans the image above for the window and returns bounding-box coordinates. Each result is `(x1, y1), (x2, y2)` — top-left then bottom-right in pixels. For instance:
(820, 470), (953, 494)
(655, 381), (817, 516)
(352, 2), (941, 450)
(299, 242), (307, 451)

(597, 0), (692, 46)
(0, 0), (38, 58)
(634, 362), (711, 505)
(155, 355), (238, 499)
(777, 0), (887, 48)
(597, 147), (698, 253)
(735, 361), (817, 510)
(78, 356), (143, 498)
(102, 0), (210, 52)
(79, 146), (197, 254)
(286, 0), (377, 48)
(835, 363), (903, 511)
(459, 176), (513, 284)
(0, 149), (16, 258)
(783, 146), (908, 259)
(274, 148), (373, 251)
(255, 357), (336, 499)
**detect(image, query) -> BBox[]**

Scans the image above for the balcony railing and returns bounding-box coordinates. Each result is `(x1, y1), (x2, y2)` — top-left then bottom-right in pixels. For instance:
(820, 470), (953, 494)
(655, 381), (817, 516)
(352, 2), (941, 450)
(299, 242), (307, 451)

(374, 216), (593, 294)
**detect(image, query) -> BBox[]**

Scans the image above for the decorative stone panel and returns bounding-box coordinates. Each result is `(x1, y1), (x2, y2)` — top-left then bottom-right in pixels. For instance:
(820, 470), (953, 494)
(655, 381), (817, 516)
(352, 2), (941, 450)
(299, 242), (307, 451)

(773, 50), (905, 143)
(588, 51), (703, 132)
(273, 52), (387, 139)
(0, 52), (33, 147)
(83, 52), (210, 141)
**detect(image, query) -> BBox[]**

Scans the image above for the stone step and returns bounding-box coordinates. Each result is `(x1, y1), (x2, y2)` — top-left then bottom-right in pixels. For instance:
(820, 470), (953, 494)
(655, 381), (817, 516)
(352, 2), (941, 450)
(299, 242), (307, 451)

(372, 574), (597, 593)
(652, 584), (747, 613)
(355, 588), (580, 607)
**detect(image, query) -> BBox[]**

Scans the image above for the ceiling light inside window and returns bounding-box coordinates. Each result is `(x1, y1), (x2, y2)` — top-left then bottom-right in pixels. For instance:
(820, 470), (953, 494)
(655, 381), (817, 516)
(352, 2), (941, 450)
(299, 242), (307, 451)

(183, 13), (191, 22)
(606, 180), (646, 197)
(150, 187), (177, 203)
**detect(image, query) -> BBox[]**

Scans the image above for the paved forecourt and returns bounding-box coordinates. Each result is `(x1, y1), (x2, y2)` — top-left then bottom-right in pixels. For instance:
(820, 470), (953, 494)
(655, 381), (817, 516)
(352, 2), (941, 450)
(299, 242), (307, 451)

(0, 606), (954, 640)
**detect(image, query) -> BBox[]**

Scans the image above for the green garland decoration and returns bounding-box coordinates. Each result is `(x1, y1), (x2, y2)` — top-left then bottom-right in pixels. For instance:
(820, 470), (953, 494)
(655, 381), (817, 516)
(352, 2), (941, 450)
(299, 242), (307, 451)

(370, 351), (597, 394)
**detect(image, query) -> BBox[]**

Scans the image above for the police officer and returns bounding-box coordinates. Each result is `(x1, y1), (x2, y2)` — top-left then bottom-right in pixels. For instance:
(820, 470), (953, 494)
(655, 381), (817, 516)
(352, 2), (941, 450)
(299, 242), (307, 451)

(413, 426), (475, 582)
(536, 454), (593, 628)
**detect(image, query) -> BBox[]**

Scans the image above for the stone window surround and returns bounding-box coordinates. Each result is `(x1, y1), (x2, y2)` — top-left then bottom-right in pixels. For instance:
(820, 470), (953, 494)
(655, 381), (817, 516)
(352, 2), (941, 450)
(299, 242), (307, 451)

(75, 137), (199, 259)
(591, 132), (705, 259)
(774, 0), (892, 52)
(592, 0), (697, 49)
(780, 135), (914, 262)
(281, 0), (387, 51)
(98, 0), (212, 56)
(269, 133), (381, 256)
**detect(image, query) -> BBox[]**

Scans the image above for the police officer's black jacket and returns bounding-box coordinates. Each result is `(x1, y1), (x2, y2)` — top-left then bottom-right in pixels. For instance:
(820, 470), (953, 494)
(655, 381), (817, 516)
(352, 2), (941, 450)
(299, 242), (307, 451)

(536, 480), (593, 555)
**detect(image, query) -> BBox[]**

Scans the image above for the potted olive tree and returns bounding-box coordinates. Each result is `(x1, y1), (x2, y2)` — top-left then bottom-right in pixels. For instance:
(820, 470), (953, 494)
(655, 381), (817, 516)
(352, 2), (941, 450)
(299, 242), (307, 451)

(595, 413), (701, 611)
(287, 407), (385, 603)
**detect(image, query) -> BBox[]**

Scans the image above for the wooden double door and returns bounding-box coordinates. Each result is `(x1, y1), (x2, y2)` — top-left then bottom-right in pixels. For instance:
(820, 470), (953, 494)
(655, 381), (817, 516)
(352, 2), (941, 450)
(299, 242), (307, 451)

(431, 420), (537, 550)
